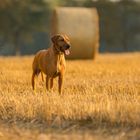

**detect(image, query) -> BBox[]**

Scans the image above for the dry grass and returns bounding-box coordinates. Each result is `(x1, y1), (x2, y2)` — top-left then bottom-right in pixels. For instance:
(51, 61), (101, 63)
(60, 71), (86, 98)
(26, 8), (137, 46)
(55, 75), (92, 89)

(0, 53), (140, 140)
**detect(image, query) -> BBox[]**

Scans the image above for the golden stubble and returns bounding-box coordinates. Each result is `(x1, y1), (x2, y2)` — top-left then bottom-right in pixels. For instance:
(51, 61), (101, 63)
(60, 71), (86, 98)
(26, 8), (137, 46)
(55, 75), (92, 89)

(0, 53), (140, 127)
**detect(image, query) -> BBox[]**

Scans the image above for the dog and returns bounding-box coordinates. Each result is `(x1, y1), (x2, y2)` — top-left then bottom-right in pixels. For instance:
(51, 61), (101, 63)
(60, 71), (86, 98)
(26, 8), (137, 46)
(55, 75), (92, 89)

(32, 34), (71, 94)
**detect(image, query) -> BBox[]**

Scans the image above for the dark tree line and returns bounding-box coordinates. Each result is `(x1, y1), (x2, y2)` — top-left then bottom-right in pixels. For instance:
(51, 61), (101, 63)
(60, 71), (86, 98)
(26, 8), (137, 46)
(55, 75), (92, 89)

(0, 0), (50, 55)
(0, 0), (140, 55)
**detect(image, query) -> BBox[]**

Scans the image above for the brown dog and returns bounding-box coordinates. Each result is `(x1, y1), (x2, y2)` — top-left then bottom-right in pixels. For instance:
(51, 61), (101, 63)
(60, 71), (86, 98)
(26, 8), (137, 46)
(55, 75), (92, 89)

(32, 34), (71, 94)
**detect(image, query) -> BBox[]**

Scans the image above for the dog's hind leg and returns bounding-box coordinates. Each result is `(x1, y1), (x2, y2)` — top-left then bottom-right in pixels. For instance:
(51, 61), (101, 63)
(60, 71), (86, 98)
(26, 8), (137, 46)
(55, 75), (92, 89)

(32, 72), (36, 90)
(46, 75), (51, 92)
(41, 72), (44, 82)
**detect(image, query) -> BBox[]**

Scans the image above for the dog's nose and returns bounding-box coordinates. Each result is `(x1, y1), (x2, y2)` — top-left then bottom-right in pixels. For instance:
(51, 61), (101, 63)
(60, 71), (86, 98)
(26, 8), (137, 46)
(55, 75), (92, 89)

(65, 44), (71, 49)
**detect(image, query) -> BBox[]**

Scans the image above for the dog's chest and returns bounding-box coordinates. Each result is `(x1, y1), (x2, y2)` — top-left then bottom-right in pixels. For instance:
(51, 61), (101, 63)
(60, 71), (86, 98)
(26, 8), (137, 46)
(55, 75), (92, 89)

(55, 55), (65, 74)
(44, 53), (66, 77)
(57, 58), (65, 69)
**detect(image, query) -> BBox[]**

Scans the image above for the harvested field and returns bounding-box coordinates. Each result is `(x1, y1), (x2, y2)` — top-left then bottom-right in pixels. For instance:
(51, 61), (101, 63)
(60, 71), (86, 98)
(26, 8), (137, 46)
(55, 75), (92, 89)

(0, 53), (140, 140)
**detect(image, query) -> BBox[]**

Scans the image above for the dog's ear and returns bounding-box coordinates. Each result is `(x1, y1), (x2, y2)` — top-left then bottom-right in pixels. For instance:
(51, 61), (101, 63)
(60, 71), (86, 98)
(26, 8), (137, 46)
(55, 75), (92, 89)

(51, 35), (59, 44)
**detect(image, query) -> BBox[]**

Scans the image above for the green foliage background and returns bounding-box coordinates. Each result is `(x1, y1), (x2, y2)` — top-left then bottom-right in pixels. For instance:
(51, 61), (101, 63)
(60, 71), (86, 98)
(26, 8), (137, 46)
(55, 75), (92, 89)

(0, 0), (140, 55)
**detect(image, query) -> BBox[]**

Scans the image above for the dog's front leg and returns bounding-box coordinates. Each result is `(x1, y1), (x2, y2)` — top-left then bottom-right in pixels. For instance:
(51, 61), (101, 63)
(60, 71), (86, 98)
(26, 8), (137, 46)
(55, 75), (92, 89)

(58, 74), (63, 95)
(50, 78), (54, 90)
(46, 76), (50, 92)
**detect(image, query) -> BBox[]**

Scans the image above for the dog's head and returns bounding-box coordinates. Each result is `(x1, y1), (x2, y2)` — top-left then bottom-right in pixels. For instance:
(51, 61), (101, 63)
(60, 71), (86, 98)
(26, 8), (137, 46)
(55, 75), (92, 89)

(51, 34), (71, 55)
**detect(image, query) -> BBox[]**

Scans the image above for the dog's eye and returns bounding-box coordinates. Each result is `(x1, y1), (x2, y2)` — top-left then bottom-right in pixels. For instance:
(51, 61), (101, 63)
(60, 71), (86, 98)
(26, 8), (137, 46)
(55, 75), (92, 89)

(60, 38), (64, 41)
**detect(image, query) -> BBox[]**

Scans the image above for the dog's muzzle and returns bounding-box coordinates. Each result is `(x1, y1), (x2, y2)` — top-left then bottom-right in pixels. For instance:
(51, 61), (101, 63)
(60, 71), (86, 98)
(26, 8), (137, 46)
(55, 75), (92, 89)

(64, 44), (71, 55)
(65, 44), (71, 49)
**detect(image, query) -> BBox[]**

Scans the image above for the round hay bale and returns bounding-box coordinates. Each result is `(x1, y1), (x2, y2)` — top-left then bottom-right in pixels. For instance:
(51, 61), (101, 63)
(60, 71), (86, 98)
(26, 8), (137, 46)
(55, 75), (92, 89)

(51, 7), (99, 59)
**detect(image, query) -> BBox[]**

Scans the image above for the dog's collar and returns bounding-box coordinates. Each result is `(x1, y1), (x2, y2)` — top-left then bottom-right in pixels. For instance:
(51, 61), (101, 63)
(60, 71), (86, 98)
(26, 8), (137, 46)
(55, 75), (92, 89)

(53, 45), (63, 55)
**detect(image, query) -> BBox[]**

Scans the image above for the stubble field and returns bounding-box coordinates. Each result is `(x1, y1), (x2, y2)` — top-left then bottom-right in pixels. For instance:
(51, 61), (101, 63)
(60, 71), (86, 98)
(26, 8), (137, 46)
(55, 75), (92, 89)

(0, 53), (140, 140)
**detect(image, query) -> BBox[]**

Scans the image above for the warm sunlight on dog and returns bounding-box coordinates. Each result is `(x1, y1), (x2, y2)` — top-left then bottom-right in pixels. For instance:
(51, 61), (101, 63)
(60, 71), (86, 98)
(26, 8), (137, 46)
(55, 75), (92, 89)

(32, 34), (71, 94)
